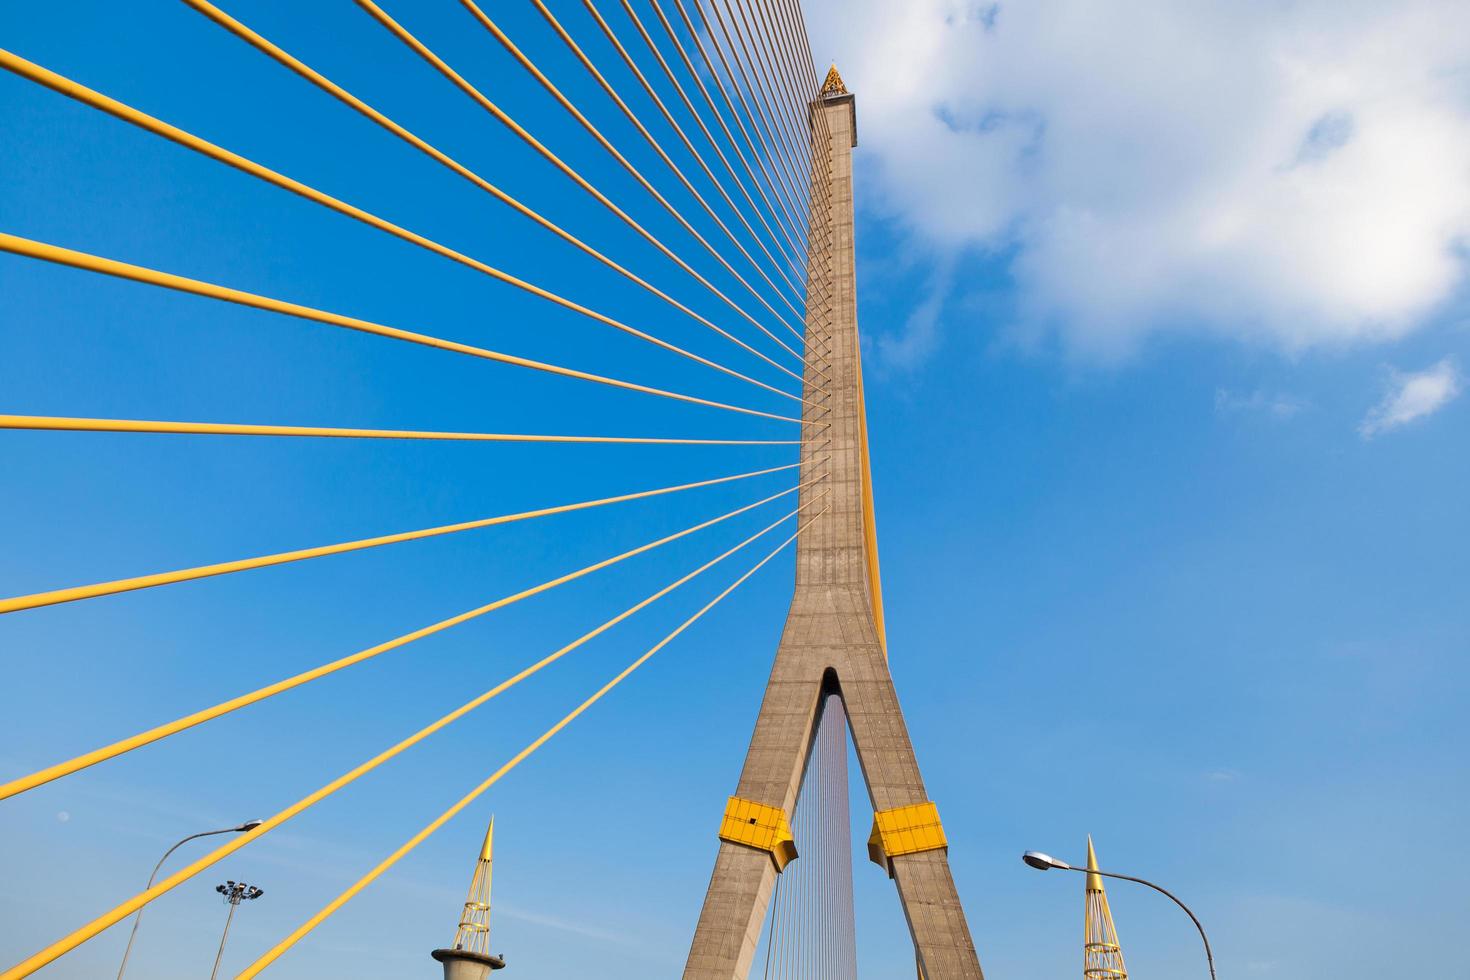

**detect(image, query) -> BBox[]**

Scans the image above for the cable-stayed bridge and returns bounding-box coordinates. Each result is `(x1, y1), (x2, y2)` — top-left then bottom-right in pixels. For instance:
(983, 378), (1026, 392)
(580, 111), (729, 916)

(0, 2), (983, 976)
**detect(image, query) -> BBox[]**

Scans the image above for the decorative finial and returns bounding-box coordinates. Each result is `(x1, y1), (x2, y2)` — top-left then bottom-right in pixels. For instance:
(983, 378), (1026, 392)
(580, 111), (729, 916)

(821, 63), (847, 96)
(1086, 834), (1103, 892)
(1082, 836), (1128, 980)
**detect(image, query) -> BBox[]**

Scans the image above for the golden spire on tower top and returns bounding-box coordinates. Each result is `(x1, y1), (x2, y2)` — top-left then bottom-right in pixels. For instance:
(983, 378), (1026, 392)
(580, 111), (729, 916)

(821, 63), (847, 96)
(1083, 836), (1128, 980)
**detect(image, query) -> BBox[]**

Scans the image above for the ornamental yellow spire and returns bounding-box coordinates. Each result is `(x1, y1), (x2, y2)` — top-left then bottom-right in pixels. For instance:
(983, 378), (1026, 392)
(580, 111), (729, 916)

(432, 816), (505, 975)
(821, 63), (847, 96)
(1083, 836), (1128, 980)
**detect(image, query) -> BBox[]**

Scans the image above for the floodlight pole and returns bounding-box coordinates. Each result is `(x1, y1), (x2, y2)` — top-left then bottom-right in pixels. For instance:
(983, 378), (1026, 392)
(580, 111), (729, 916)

(116, 821), (262, 980)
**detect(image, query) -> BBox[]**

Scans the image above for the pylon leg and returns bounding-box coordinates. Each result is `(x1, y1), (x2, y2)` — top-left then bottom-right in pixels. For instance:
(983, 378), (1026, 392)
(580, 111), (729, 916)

(683, 587), (983, 978)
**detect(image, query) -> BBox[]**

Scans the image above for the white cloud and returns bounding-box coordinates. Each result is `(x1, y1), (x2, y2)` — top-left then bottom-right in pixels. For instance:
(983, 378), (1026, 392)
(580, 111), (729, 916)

(1215, 388), (1307, 419)
(805, 0), (1470, 359)
(1358, 357), (1462, 436)
(874, 261), (953, 372)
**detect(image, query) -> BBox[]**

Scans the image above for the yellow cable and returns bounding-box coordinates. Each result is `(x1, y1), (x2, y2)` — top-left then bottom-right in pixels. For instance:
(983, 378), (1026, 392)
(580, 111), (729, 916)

(667, 0), (808, 246)
(524, 0), (810, 332)
(580, 0), (807, 303)
(450, 0), (826, 380)
(0, 498), (825, 979)
(620, 0), (807, 281)
(180, 0), (809, 392)
(0, 413), (800, 446)
(637, 0), (807, 269)
(0, 460), (802, 617)
(645, 0), (807, 263)
(0, 232), (806, 424)
(0, 48), (802, 405)
(682, 0), (808, 235)
(357, 0), (808, 370)
(0, 472), (824, 802)
(721, 0), (810, 184)
(240, 506), (824, 976)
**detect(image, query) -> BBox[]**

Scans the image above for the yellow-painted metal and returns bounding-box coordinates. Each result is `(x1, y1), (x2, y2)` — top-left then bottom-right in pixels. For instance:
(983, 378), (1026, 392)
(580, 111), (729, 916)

(1083, 837), (1129, 980)
(717, 797), (799, 872)
(0, 476), (826, 803)
(0, 47), (804, 406)
(361, 0), (814, 369)
(235, 510), (825, 978)
(452, 817), (496, 954)
(482, 0), (806, 340)
(180, 1), (810, 392)
(854, 339), (887, 653)
(0, 232), (804, 425)
(0, 414), (800, 446)
(0, 461), (803, 619)
(866, 802), (947, 873)
(1, 503), (826, 979)
(576, 0), (806, 303)
(821, 63), (847, 95)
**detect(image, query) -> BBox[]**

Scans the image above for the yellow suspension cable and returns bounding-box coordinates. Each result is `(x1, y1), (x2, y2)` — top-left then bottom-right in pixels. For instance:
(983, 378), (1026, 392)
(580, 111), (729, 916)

(667, 0), (808, 244)
(358, 0), (808, 372)
(686, 0), (809, 232)
(180, 1), (809, 393)
(466, 0), (823, 378)
(618, 0), (807, 280)
(450, 15), (821, 392)
(0, 459), (803, 618)
(0, 232), (806, 424)
(240, 506), (824, 976)
(753, 0), (837, 285)
(750, 0), (823, 155)
(0, 498), (824, 980)
(645, 0), (807, 262)
(523, 0), (810, 328)
(720, 0), (811, 188)
(0, 413), (800, 446)
(481, 0), (806, 331)
(582, 0), (806, 299)
(0, 472), (825, 803)
(0, 49), (803, 406)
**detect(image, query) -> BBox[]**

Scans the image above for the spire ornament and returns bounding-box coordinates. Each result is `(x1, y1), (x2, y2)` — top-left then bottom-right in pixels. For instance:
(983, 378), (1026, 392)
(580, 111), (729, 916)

(820, 63), (847, 96)
(1083, 837), (1129, 980)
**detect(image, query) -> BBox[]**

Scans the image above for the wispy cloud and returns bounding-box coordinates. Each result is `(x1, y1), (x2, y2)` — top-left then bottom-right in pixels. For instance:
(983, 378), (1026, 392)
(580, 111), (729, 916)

(1358, 357), (1462, 437)
(1215, 388), (1307, 419)
(874, 262), (954, 372)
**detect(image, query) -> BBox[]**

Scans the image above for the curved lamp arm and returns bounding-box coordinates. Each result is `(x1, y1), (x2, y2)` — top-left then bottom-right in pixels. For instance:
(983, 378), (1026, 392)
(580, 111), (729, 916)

(1080, 867), (1217, 980)
(117, 821), (261, 980)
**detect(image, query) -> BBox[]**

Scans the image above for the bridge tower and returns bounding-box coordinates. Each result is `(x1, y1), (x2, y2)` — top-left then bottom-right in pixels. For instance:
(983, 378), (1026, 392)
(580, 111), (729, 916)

(682, 68), (985, 980)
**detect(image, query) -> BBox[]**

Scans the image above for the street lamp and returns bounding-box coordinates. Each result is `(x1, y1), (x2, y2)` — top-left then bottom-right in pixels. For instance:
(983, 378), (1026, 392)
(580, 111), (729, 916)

(1022, 850), (1217, 980)
(211, 880), (265, 980)
(116, 820), (264, 980)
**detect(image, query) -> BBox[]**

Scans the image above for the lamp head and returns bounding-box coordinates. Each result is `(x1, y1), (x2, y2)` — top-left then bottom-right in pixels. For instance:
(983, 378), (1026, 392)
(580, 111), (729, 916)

(1022, 851), (1071, 871)
(236, 820), (264, 832)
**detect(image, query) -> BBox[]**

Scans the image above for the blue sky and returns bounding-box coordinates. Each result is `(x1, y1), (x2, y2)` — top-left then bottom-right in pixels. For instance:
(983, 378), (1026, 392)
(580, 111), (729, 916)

(2, 2), (1468, 979)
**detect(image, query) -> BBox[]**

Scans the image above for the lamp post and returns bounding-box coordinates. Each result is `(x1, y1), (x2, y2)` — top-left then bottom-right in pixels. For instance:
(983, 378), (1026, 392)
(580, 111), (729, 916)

(210, 880), (264, 980)
(116, 820), (263, 980)
(1022, 850), (1217, 980)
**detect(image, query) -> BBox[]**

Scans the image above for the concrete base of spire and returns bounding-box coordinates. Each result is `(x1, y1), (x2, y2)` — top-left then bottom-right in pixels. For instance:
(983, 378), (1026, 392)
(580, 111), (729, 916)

(432, 947), (505, 978)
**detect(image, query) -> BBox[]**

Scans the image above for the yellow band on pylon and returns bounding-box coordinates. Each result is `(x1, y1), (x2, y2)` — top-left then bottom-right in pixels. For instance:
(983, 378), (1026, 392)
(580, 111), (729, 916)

(718, 797), (798, 871)
(866, 801), (947, 875)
